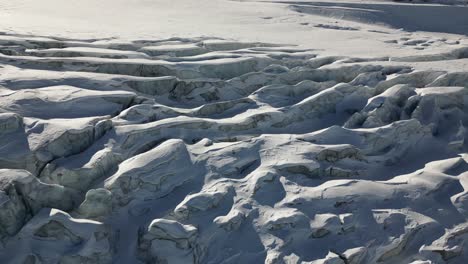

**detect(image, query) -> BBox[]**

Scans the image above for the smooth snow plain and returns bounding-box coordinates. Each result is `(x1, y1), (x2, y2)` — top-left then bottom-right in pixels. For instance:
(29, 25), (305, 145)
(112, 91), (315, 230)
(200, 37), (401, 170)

(0, 0), (468, 263)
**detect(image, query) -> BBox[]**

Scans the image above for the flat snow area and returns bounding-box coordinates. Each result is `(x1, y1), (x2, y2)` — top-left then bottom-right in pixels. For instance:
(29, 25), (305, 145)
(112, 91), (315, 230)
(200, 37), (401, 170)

(0, 0), (467, 56)
(0, 1), (468, 264)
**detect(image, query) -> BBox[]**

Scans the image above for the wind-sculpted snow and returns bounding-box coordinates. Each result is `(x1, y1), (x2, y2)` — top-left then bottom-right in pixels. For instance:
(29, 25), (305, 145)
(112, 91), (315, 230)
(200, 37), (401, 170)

(283, 1), (468, 35)
(0, 34), (467, 264)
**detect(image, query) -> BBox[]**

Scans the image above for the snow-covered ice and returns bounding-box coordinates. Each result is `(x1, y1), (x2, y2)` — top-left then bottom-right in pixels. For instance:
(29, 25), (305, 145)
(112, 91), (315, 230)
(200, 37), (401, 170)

(0, 0), (468, 263)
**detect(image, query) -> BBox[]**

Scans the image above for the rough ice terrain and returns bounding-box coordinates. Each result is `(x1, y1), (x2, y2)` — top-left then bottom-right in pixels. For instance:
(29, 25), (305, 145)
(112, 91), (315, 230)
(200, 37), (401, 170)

(0, 0), (468, 263)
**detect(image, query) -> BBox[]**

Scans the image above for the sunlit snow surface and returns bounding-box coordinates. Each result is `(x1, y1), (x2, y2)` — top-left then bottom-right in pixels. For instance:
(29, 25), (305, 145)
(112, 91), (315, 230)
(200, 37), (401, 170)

(0, 0), (468, 263)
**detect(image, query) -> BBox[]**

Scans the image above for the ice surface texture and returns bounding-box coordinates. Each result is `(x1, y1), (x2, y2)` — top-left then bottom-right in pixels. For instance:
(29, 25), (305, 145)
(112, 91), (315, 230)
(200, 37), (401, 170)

(0, 34), (467, 264)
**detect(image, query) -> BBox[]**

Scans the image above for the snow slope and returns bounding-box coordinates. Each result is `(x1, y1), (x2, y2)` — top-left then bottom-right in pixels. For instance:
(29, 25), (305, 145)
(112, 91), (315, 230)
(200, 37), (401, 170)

(0, 1), (467, 264)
